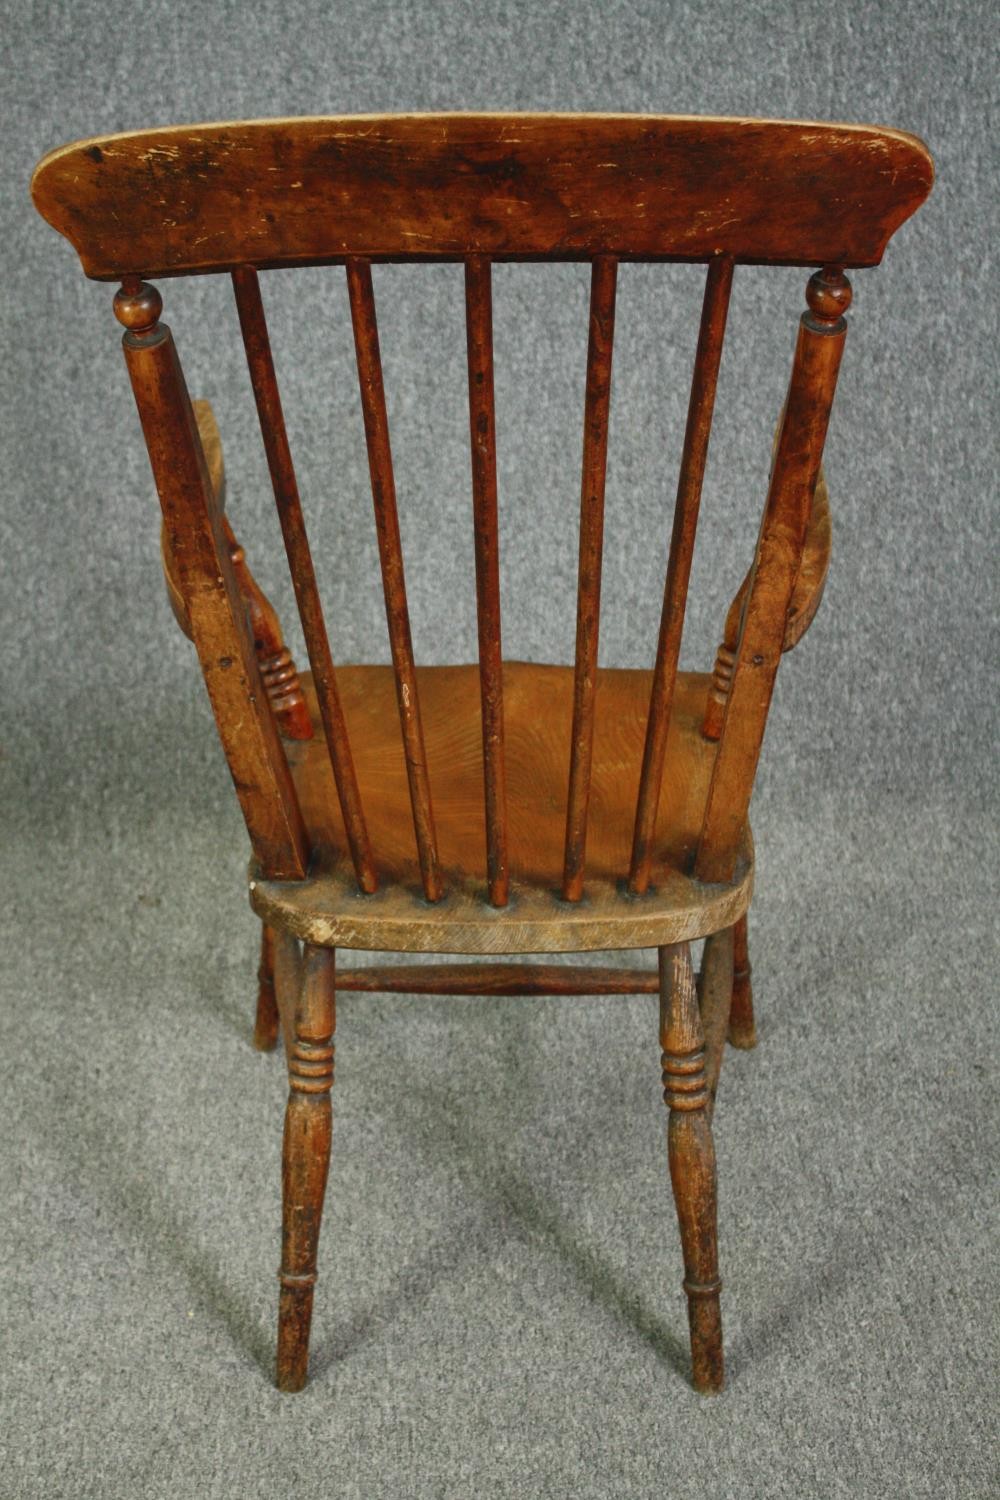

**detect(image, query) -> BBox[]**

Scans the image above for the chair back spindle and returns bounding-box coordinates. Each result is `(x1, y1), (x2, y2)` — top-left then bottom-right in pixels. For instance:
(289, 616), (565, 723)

(31, 117), (932, 908)
(232, 266), (377, 892)
(465, 256), (510, 907)
(629, 255), (734, 894)
(695, 268), (851, 884)
(562, 256), (618, 902)
(346, 258), (443, 903)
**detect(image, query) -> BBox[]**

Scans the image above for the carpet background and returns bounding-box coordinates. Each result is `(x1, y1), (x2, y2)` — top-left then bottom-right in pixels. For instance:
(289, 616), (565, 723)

(1, 1), (997, 1495)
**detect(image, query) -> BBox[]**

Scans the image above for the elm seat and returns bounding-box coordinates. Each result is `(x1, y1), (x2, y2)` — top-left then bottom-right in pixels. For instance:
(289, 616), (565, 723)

(251, 662), (753, 953)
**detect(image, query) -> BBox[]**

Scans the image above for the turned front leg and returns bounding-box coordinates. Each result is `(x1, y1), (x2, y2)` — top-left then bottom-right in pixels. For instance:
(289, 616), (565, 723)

(277, 943), (335, 1392)
(659, 942), (724, 1393)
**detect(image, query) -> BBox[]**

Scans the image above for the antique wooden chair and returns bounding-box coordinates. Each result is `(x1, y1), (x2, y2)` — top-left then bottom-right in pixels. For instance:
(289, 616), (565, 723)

(31, 114), (932, 1393)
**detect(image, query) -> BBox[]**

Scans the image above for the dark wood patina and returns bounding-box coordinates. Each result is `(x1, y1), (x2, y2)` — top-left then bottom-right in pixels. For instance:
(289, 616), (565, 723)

(32, 112), (933, 1395)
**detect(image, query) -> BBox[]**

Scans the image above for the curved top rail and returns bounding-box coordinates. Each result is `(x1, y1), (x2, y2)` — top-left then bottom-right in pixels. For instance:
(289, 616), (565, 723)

(31, 112), (933, 280)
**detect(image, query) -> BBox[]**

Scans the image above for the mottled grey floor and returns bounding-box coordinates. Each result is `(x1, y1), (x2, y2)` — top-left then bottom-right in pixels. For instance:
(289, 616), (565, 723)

(2, 1), (997, 1496)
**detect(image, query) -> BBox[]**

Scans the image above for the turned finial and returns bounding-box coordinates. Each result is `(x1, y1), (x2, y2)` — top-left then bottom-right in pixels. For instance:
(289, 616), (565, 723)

(805, 267), (852, 330)
(114, 277), (162, 335)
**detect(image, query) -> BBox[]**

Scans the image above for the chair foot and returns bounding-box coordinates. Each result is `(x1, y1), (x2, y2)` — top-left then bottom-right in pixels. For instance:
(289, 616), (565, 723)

(727, 911), (757, 1049)
(275, 944), (335, 1393)
(254, 925), (280, 1051)
(660, 943), (725, 1394)
(277, 1274), (317, 1392)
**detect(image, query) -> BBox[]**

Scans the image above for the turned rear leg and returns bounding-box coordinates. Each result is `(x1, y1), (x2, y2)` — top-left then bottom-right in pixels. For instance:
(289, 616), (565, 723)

(276, 944), (336, 1392)
(727, 911), (757, 1049)
(254, 924), (280, 1051)
(660, 941), (724, 1393)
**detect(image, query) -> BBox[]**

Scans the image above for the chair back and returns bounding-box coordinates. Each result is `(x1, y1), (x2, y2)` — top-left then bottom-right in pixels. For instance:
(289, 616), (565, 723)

(32, 114), (933, 897)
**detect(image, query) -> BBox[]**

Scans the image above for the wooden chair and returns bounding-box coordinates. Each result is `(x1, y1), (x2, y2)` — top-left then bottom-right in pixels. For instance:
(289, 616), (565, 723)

(31, 114), (933, 1393)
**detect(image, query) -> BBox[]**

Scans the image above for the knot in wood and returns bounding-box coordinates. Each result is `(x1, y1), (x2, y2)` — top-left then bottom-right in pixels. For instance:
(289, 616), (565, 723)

(114, 279), (162, 332)
(805, 268), (852, 326)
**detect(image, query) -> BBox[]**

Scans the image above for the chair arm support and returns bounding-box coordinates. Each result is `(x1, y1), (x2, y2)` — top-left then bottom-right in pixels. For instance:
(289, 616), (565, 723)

(159, 399), (313, 740)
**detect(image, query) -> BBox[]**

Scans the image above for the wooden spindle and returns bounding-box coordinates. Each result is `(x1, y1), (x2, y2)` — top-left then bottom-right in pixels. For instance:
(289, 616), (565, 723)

(696, 268), (852, 884)
(115, 278), (309, 880)
(562, 256), (618, 901)
(346, 258), (443, 903)
(465, 256), (509, 906)
(630, 257), (734, 893)
(335, 961), (660, 996)
(232, 266), (377, 893)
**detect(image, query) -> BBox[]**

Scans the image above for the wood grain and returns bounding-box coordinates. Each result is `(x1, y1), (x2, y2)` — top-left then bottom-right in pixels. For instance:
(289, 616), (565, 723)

(660, 941), (723, 1393)
(116, 281), (310, 879)
(465, 256), (509, 906)
(336, 962), (660, 995)
(232, 267), (377, 890)
(277, 943), (335, 1392)
(563, 256), (617, 900)
(347, 259), (442, 902)
(160, 402), (313, 740)
(630, 256), (733, 891)
(30, 112), (935, 1398)
(32, 114), (932, 279)
(250, 662), (753, 953)
(728, 910), (757, 1048)
(696, 270), (850, 883)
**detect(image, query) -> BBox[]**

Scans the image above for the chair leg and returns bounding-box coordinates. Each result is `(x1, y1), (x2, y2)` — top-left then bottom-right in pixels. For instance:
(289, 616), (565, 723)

(659, 942), (724, 1393)
(727, 911), (758, 1049)
(254, 924), (280, 1052)
(276, 944), (335, 1392)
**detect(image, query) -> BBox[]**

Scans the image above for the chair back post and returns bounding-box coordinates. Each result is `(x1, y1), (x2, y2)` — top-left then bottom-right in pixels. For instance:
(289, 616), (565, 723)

(694, 267), (852, 885)
(114, 277), (310, 880)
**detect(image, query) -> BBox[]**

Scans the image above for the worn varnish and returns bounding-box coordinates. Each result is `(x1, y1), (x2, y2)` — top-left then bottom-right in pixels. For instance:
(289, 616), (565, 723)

(563, 257), (618, 901)
(159, 401), (313, 741)
(32, 112), (933, 1396)
(346, 259), (442, 903)
(115, 280), (310, 880)
(630, 256), (733, 892)
(31, 114), (933, 277)
(465, 256), (509, 907)
(696, 269), (851, 883)
(660, 941), (723, 1392)
(250, 662), (753, 953)
(232, 268), (377, 892)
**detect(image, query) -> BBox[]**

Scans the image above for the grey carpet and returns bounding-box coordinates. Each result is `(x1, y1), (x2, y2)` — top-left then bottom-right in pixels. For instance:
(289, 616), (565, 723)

(2, 1), (997, 1496)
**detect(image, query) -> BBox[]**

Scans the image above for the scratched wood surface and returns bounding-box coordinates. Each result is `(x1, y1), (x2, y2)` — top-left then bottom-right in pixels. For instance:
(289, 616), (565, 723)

(31, 112), (934, 1397)
(250, 662), (753, 952)
(160, 400), (312, 739)
(31, 114), (933, 280)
